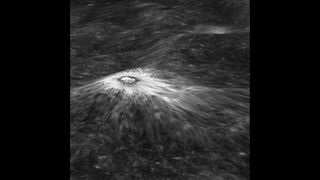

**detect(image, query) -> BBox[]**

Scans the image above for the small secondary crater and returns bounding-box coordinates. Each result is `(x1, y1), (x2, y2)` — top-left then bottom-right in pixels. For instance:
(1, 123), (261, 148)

(118, 76), (138, 84)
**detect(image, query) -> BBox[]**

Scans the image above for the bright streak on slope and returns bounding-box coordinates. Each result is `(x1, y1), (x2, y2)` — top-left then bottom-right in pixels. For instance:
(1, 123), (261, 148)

(71, 68), (249, 147)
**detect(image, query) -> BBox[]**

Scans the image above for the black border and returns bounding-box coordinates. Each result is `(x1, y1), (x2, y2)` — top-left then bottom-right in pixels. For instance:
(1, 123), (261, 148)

(4, 1), (70, 179)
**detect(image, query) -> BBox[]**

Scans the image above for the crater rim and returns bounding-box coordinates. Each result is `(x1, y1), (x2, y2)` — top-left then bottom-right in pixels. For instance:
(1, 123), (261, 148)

(118, 76), (139, 84)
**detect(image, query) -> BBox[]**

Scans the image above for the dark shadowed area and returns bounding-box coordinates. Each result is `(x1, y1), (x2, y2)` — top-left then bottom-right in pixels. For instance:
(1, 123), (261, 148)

(70, 0), (250, 179)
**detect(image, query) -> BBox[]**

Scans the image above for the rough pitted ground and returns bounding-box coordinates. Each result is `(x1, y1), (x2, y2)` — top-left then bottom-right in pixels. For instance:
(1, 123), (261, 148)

(70, 0), (250, 179)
